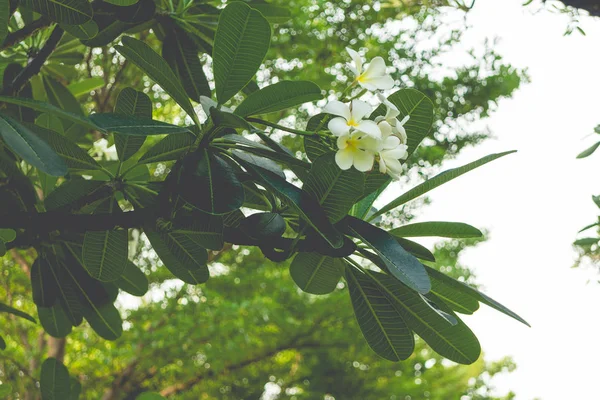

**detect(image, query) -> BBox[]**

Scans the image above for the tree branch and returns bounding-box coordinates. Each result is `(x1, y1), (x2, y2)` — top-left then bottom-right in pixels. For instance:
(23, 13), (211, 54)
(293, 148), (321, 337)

(1, 25), (64, 96)
(0, 18), (51, 51)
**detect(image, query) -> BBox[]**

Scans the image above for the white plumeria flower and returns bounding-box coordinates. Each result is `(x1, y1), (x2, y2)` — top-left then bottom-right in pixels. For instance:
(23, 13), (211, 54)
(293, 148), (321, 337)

(346, 47), (395, 91)
(378, 134), (408, 180)
(335, 131), (379, 172)
(375, 93), (409, 144)
(324, 99), (381, 139)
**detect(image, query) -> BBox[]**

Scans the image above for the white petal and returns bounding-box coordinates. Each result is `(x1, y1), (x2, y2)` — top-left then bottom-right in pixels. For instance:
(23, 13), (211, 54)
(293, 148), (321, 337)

(323, 101), (351, 120)
(384, 144), (408, 160)
(399, 115), (410, 125)
(352, 150), (375, 172)
(378, 120), (393, 138)
(378, 156), (387, 174)
(385, 157), (403, 175)
(355, 120), (381, 139)
(357, 81), (377, 91)
(335, 149), (354, 170)
(366, 75), (395, 90)
(328, 117), (350, 137)
(347, 63), (359, 77)
(346, 47), (363, 76)
(383, 135), (400, 150)
(350, 100), (372, 121)
(362, 57), (387, 78)
(336, 135), (350, 149)
(393, 124), (408, 144)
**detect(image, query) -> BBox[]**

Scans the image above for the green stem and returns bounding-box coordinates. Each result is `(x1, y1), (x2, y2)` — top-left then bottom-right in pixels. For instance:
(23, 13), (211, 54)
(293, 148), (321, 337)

(246, 118), (324, 137)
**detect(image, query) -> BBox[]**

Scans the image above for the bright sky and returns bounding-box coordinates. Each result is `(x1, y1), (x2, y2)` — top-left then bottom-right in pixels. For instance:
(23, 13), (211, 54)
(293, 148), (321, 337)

(394, 1), (600, 399)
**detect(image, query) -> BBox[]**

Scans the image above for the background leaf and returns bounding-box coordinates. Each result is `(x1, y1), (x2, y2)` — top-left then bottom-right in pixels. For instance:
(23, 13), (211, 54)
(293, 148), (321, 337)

(40, 358), (71, 400)
(114, 88), (152, 161)
(21, 0), (93, 25)
(390, 222), (483, 239)
(234, 81), (322, 117)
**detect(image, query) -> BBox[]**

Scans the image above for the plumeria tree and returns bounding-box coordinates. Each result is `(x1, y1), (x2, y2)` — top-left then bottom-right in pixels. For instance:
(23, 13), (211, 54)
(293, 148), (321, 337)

(0, 0), (529, 397)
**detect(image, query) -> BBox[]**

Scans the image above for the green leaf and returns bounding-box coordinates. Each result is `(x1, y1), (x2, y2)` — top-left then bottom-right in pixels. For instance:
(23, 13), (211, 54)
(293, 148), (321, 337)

(44, 252), (83, 326)
(45, 179), (106, 210)
(574, 237), (599, 246)
(0, 229), (15, 242)
(61, 20), (99, 40)
(290, 252), (343, 294)
(0, 383), (11, 396)
(145, 230), (209, 285)
(38, 304), (72, 338)
(0, 302), (36, 323)
(371, 89), (434, 158)
(68, 378), (81, 400)
(81, 302), (123, 340)
(115, 261), (148, 297)
(0, 113), (68, 176)
(209, 107), (251, 130)
(346, 216), (430, 294)
(67, 77), (104, 97)
(41, 358), (71, 400)
(237, 158), (344, 249)
(137, 132), (195, 164)
(232, 149), (285, 179)
(81, 20), (129, 47)
(424, 265), (530, 326)
(32, 257), (59, 307)
(345, 266), (414, 361)
(163, 28), (210, 102)
(0, 96), (98, 130)
(104, 0), (137, 5)
(178, 149), (245, 215)
(366, 270), (481, 364)
(304, 153), (365, 223)
(239, 212), (286, 240)
(82, 229), (128, 282)
(172, 212), (224, 250)
(577, 141), (600, 159)
(114, 88), (151, 161)
(390, 222), (483, 239)
(21, 0), (92, 24)
(213, 2), (271, 104)
(0, 336), (5, 351)
(395, 238), (436, 262)
(42, 75), (86, 140)
(303, 136), (332, 162)
(234, 81), (322, 117)
(90, 113), (191, 136)
(115, 36), (199, 125)
(245, 2), (291, 23)
(136, 393), (165, 400)
(371, 151), (516, 220)
(31, 125), (101, 170)
(428, 271), (479, 315)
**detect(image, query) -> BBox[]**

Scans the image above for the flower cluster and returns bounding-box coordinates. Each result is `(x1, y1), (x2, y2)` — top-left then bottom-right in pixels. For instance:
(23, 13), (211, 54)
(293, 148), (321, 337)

(324, 48), (409, 180)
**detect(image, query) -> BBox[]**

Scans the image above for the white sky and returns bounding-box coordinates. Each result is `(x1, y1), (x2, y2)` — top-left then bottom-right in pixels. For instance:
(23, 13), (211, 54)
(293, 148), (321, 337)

(391, 1), (600, 398)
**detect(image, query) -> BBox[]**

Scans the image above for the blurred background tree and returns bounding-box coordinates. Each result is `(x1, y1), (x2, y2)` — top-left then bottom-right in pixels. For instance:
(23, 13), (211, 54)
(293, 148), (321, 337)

(0, 0), (527, 398)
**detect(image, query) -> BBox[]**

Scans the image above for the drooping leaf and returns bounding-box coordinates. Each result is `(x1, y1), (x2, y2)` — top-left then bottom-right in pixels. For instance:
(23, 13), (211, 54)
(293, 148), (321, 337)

(145, 230), (210, 284)
(0, 113), (68, 176)
(390, 222), (483, 239)
(81, 302), (123, 340)
(395, 238), (436, 262)
(115, 36), (199, 125)
(21, 0), (92, 25)
(0, 302), (36, 323)
(345, 266), (414, 361)
(346, 216), (430, 294)
(304, 153), (365, 223)
(82, 229), (128, 282)
(45, 251), (83, 326)
(213, 2), (271, 104)
(40, 358), (71, 400)
(237, 158), (344, 249)
(577, 141), (600, 159)
(424, 265), (530, 326)
(163, 28), (210, 102)
(177, 149), (245, 215)
(234, 81), (322, 117)
(427, 271), (480, 315)
(31, 124), (101, 170)
(90, 113), (191, 136)
(366, 270), (481, 364)
(239, 212), (286, 240)
(31, 257), (59, 307)
(137, 132), (195, 164)
(371, 151), (517, 220)
(114, 88), (152, 161)
(371, 89), (434, 157)
(290, 252), (343, 295)
(38, 304), (72, 338)
(115, 261), (148, 297)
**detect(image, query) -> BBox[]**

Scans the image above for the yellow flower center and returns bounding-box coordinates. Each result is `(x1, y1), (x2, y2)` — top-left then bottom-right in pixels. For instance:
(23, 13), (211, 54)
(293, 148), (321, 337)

(347, 119), (359, 127)
(346, 137), (360, 150)
(357, 73), (367, 83)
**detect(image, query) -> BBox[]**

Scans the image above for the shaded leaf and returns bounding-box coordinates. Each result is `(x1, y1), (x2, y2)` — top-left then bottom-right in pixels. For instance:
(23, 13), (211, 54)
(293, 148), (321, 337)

(0, 96), (97, 130)
(0, 302), (36, 323)
(40, 358), (71, 400)
(32, 124), (101, 170)
(21, 0), (92, 24)
(38, 304), (72, 338)
(81, 302), (123, 340)
(234, 81), (322, 117)
(115, 261), (148, 297)
(114, 88), (151, 161)
(290, 252), (343, 294)
(239, 212), (286, 240)
(82, 229), (128, 282)
(137, 132), (195, 164)
(90, 113), (190, 136)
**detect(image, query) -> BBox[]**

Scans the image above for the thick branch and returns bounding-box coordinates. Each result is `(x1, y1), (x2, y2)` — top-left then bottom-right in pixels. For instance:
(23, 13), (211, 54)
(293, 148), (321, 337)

(2, 211), (356, 257)
(1, 25), (64, 96)
(0, 18), (51, 51)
